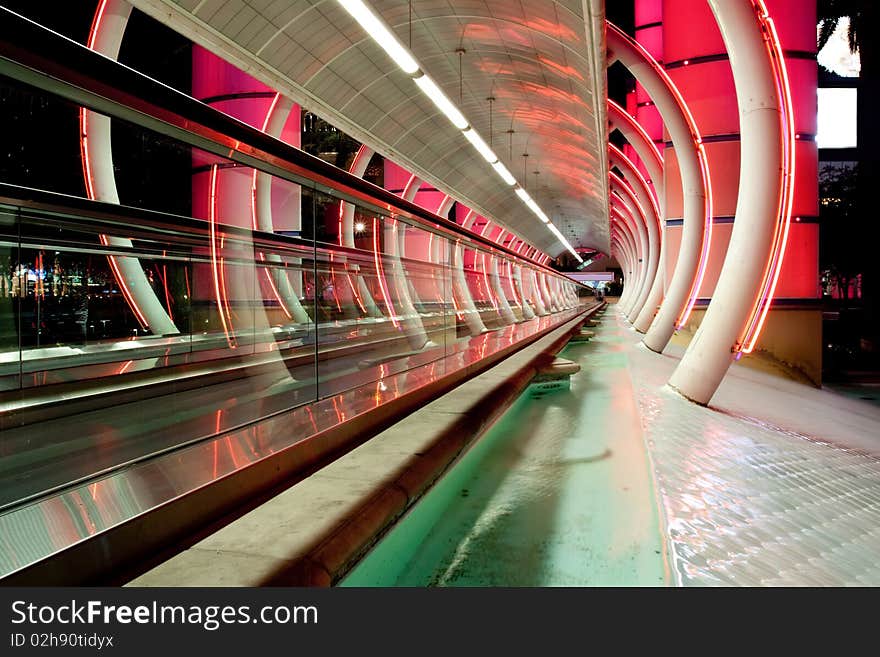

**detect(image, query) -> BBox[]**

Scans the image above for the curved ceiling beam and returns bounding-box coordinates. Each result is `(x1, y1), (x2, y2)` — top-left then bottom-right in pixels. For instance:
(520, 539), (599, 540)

(607, 20), (713, 353)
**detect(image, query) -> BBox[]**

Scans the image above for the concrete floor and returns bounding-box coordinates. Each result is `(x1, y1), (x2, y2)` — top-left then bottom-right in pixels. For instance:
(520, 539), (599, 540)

(619, 309), (880, 586)
(346, 304), (880, 586)
(343, 312), (668, 586)
(128, 302), (880, 587)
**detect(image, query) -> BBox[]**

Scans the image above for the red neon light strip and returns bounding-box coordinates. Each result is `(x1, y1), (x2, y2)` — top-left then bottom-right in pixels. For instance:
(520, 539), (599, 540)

(209, 165), (235, 347)
(737, 1), (796, 353)
(160, 262), (173, 321)
(99, 235), (150, 329)
(676, 140), (714, 328)
(609, 144), (662, 233)
(372, 217), (399, 326)
(481, 253), (499, 312)
(607, 24), (713, 330)
(87, 0), (108, 49)
(250, 92), (293, 321)
(81, 1), (152, 332)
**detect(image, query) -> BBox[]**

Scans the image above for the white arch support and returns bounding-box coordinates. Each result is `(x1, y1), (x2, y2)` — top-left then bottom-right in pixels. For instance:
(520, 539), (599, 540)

(340, 145), (383, 318)
(82, 0), (178, 336)
(607, 21), (713, 354)
(611, 205), (642, 311)
(607, 101), (669, 331)
(669, 0), (795, 405)
(611, 174), (652, 317)
(609, 144), (662, 331)
(528, 268), (548, 316)
(252, 93), (311, 324)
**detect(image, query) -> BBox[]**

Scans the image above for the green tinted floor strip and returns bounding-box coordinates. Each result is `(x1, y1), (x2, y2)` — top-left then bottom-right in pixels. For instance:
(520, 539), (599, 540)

(342, 319), (668, 586)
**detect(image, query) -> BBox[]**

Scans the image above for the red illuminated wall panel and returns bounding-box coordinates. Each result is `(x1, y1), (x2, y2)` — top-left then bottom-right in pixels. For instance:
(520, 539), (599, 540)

(662, 0), (819, 306)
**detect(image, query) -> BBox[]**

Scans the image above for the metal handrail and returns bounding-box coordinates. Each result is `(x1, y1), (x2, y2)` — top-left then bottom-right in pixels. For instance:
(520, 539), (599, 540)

(0, 6), (570, 278)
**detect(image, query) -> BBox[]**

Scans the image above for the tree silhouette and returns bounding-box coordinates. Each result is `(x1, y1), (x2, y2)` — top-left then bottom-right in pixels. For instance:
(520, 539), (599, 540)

(818, 0), (880, 342)
(818, 1), (864, 55)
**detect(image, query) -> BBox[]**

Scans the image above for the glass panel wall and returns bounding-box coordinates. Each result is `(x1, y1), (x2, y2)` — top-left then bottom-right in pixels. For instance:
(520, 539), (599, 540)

(0, 68), (584, 510)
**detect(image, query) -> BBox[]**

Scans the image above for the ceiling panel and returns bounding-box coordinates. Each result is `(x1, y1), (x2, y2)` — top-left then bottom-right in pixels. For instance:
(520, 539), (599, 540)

(129, 0), (610, 256)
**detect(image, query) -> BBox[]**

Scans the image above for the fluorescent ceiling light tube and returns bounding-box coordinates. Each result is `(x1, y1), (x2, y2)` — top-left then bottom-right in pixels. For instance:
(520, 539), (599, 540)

(338, 0), (420, 75)
(463, 128), (497, 163)
(525, 199), (550, 223)
(414, 74), (469, 130)
(515, 188), (532, 203)
(492, 161), (517, 186)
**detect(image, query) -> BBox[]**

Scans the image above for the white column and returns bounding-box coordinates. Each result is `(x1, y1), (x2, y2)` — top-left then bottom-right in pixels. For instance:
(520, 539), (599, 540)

(607, 22), (712, 354)
(609, 145), (661, 326)
(383, 219), (432, 350)
(669, 0), (790, 404)
(82, 0), (178, 336)
(253, 95), (311, 324)
(611, 183), (650, 317)
(489, 256), (517, 325)
(452, 242), (490, 335)
(513, 265), (536, 319)
(607, 101), (669, 332)
(452, 209), (489, 335)
(341, 146), (383, 318)
(528, 269), (548, 316)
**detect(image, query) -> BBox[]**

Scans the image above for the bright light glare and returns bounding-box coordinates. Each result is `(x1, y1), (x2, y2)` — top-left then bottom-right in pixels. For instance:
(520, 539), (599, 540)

(354, 221), (366, 232)
(492, 161), (517, 185)
(817, 18), (860, 78)
(338, 0), (420, 74)
(526, 198), (550, 223)
(414, 74), (469, 130)
(463, 128), (497, 163)
(817, 87), (857, 148)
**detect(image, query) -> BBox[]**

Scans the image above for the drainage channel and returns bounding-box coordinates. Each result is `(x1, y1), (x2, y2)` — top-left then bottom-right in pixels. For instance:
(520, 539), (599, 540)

(341, 320), (668, 586)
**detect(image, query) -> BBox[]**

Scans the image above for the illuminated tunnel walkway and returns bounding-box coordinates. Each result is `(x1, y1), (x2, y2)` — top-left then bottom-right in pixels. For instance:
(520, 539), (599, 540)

(347, 306), (880, 586)
(126, 303), (880, 587)
(1, 1), (878, 587)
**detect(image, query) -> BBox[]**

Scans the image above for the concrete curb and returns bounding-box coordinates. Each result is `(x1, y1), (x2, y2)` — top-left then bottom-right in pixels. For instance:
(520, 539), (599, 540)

(129, 302), (604, 587)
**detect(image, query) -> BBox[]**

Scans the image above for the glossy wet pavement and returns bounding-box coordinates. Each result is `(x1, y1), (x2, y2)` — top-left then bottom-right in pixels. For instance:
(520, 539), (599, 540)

(621, 311), (880, 586)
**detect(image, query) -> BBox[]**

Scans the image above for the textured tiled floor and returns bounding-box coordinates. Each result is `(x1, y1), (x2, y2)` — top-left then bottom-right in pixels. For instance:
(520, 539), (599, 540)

(608, 309), (880, 586)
